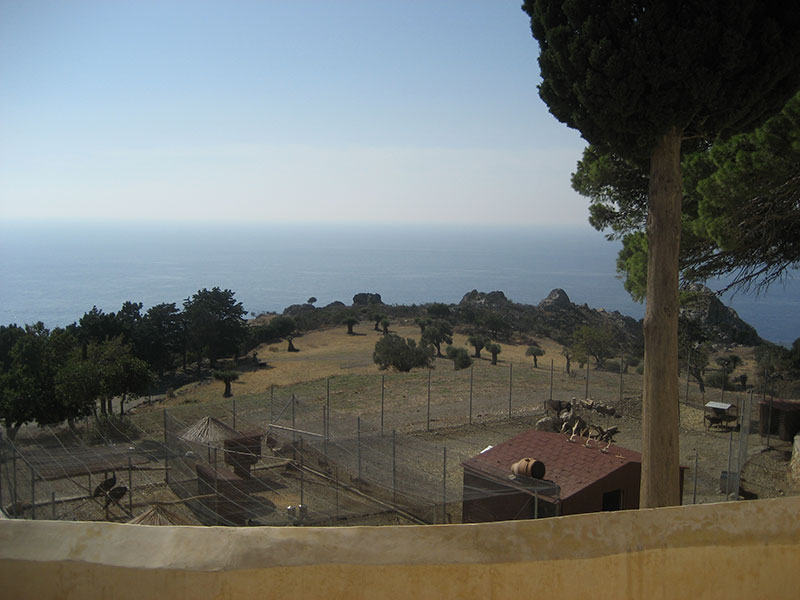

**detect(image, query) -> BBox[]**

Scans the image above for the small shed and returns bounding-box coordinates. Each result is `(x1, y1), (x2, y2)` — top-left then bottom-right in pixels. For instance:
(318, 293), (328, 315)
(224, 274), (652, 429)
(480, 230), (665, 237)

(462, 430), (682, 522)
(180, 416), (263, 476)
(759, 398), (800, 442)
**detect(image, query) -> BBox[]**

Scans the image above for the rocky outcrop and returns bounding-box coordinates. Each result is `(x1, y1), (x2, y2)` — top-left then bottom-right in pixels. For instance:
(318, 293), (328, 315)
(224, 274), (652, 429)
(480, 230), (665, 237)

(538, 288), (571, 311)
(352, 293), (382, 306)
(681, 284), (762, 346)
(459, 290), (510, 309)
(459, 288), (642, 349)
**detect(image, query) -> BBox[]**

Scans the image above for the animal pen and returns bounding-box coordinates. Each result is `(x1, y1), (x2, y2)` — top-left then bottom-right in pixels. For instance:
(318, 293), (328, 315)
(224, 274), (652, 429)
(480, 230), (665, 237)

(0, 359), (774, 526)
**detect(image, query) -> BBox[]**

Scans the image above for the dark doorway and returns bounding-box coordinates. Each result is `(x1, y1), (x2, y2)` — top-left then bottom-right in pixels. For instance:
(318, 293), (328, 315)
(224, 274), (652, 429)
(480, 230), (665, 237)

(602, 489), (623, 511)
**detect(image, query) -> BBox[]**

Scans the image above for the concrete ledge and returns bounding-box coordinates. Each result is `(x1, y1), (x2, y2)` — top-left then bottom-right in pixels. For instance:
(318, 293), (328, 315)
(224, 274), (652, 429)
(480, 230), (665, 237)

(2, 497), (799, 599)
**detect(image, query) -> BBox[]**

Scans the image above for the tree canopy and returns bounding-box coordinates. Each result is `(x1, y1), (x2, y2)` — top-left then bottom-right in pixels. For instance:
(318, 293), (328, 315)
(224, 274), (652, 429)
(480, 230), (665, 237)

(372, 335), (433, 372)
(183, 287), (248, 369)
(574, 91), (800, 298)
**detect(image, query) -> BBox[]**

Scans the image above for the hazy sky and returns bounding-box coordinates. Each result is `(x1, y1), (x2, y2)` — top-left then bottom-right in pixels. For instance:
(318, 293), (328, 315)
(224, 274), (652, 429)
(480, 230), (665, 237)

(0, 1), (589, 226)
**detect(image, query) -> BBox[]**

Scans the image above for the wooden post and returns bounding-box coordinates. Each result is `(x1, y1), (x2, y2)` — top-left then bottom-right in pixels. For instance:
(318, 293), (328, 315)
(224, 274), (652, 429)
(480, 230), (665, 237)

(619, 351), (624, 403)
(51, 491), (56, 520)
(232, 398), (236, 431)
(549, 359), (554, 401)
(692, 448), (698, 504)
(357, 416), (362, 481)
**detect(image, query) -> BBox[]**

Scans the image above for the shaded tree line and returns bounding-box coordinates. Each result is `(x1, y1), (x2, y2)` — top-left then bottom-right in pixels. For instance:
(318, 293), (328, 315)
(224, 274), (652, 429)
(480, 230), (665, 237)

(0, 287), (252, 439)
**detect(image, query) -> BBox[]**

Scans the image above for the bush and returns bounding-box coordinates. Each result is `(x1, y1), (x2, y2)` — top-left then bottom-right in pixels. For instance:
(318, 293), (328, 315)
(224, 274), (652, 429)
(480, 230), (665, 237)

(603, 360), (621, 373)
(373, 334), (433, 372)
(445, 345), (473, 370)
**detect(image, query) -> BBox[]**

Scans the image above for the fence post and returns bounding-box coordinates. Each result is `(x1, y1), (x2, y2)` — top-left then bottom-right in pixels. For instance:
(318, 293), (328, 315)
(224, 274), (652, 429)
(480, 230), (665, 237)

(549, 359), (554, 401)
(726, 428), (734, 498)
(693, 448), (698, 504)
(12, 445), (17, 507)
(380, 374), (385, 436)
(291, 394), (297, 444)
(469, 365), (473, 425)
(299, 438), (305, 509)
(51, 491), (56, 520)
(128, 456), (133, 514)
(392, 429), (397, 504)
(269, 385), (274, 422)
(585, 362), (590, 400)
(232, 398), (236, 431)
(357, 416), (362, 481)
(685, 347), (692, 405)
(427, 368), (431, 431)
(508, 363), (512, 419)
(323, 406), (328, 460)
(163, 408), (169, 485)
(619, 351), (624, 403)
(442, 446), (447, 524)
(30, 465), (36, 520)
(334, 468), (339, 521)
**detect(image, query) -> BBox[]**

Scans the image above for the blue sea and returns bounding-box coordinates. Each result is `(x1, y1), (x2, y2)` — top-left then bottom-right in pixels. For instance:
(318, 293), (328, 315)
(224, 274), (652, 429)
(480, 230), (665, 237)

(1, 221), (798, 344)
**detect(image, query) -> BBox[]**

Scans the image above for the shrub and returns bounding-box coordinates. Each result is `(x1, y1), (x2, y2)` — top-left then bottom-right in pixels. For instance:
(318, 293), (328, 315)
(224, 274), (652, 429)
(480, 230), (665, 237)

(445, 345), (473, 370)
(373, 335), (433, 372)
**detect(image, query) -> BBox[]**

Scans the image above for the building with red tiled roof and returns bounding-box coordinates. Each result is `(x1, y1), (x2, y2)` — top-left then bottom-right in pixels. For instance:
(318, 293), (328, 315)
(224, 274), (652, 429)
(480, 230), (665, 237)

(462, 430), (682, 522)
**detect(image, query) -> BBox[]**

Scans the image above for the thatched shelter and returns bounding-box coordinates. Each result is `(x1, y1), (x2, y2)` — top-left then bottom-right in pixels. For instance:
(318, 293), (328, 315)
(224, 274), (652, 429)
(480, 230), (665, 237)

(127, 504), (193, 526)
(179, 416), (239, 447)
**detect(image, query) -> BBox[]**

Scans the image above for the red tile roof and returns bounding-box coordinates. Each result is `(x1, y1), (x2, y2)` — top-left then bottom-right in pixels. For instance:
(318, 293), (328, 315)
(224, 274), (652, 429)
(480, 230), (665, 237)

(462, 430), (641, 500)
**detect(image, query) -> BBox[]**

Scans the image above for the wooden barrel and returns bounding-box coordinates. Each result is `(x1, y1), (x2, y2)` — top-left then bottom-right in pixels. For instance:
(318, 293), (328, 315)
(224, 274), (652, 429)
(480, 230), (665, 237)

(511, 458), (546, 479)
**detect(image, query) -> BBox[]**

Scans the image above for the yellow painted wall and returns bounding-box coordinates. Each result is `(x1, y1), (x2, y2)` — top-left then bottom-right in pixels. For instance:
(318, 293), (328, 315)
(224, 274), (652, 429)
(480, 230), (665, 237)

(2, 496), (799, 600)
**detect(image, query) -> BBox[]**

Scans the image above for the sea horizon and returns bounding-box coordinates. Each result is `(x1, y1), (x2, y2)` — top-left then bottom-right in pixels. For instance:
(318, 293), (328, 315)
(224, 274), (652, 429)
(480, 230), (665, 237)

(1, 219), (797, 345)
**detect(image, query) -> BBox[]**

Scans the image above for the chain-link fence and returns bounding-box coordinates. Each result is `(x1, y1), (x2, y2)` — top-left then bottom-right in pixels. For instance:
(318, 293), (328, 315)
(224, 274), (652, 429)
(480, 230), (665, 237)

(1, 358), (795, 525)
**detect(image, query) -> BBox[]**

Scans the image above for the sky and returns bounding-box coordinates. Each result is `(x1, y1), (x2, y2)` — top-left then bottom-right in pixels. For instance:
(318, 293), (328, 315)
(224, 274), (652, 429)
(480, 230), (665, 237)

(0, 0), (589, 226)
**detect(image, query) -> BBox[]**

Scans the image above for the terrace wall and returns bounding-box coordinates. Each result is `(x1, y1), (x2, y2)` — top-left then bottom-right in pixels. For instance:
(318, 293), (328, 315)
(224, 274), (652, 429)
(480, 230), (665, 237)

(1, 496), (799, 599)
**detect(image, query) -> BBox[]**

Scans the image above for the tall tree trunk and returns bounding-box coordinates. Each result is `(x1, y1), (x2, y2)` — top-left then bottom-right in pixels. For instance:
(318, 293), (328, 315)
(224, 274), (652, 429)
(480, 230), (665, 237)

(641, 127), (683, 508)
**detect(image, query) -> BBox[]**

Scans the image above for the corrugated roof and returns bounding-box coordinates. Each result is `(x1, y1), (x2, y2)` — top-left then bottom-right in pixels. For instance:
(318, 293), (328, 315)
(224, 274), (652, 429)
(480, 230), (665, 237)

(462, 430), (641, 500)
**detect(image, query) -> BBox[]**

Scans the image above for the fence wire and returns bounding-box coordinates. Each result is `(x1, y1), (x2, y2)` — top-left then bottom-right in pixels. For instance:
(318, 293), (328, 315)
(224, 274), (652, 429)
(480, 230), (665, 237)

(0, 360), (791, 526)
